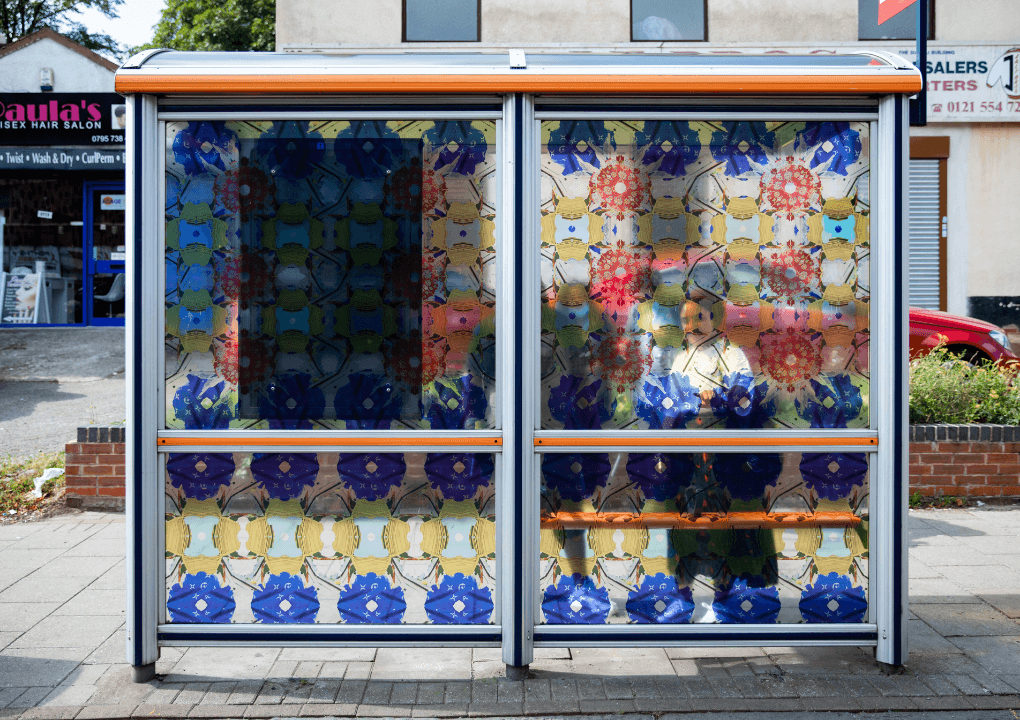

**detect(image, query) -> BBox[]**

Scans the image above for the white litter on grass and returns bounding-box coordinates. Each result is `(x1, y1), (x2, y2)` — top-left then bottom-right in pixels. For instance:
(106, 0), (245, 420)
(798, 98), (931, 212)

(33, 468), (64, 498)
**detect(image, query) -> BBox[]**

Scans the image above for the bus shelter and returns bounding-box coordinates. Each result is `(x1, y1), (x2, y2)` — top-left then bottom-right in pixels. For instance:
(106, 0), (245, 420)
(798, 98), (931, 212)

(115, 50), (920, 681)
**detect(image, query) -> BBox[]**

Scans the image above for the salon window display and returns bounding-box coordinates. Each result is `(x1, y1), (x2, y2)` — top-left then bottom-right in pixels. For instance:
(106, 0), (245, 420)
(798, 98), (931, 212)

(540, 120), (870, 431)
(164, 120), (498, 430)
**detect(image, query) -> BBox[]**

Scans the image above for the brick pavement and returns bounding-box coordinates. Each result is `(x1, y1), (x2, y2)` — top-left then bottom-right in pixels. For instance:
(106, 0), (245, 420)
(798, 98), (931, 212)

(1, 508), (1020, 718)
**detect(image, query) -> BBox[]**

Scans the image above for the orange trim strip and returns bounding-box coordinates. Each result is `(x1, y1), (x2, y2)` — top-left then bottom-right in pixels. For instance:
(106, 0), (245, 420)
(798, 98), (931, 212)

(534, 436), (877, 448)
(115, 73), (922, 96)
(158, 436), (502, 447)
(542, 510), (862, 530)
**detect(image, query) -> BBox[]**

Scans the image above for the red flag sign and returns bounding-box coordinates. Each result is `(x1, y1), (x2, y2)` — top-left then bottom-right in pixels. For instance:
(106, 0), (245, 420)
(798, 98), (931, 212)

(878, 0), (919, 25)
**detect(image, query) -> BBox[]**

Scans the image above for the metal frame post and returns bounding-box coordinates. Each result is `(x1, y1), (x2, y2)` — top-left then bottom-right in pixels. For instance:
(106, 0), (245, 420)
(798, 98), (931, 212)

(126, 93), (161, 682)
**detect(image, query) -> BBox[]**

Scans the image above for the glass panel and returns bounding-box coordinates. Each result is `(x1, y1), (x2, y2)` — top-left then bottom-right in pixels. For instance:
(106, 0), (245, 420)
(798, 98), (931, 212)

(405, 0), (479, 42)
(91, 189), (126, 320)
(632, 0), (706, 41)
(540, 120), (870, 430)
(538, 451), (869, 624)
(0, 177), (83, 324)
(165, 119), (498, 429)
(165, 451), (497, 624)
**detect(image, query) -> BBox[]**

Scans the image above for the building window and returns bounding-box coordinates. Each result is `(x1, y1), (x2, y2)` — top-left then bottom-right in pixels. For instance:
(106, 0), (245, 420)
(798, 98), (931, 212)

(858, 0), (934, 40)
(631, 0), (707, 41)
(404, 0), (480, 42)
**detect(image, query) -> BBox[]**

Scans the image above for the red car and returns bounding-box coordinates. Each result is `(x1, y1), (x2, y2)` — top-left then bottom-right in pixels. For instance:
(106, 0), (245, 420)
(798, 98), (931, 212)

(909, 307), (1018, 365)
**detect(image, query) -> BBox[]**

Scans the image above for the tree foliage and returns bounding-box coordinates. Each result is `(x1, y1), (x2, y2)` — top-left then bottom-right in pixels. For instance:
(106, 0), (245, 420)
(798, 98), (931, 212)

(0, 0), (122, 55)
(140, 0), (274, 53)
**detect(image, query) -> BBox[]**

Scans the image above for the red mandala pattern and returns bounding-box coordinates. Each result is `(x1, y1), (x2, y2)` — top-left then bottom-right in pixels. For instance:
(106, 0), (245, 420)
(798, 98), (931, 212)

(237, 158), (273, 215)
(421, 252), (445, 300)
(238, 337), (274, 389)
(388, 333), (425, 386)
(389, 254), (424, 308)
(240, 253), (274, 301)
(762, 246), (819, 298)
(592, 333), (651, 392)
(214, 170), (240, 214)
(422, 169), (446, 214)
(213, 337), (239, 385)
(422, 338), (447, 385)
(759, 332), (821, 391)
(214, 255), (242, 301)
(589, 156), (651, 220)
(760, 158), (821, 219)
(591, 247), (650, 316)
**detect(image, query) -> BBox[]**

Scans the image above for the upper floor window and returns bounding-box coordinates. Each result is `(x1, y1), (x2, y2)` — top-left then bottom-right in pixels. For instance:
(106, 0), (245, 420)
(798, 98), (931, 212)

(404, 0), (480, 42)
(858, 0), (934, 40)
(631, 0), (707, 41)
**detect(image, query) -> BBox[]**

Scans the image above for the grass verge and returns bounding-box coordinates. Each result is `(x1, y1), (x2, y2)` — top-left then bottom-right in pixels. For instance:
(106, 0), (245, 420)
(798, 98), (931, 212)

(0, 451), (66, 518)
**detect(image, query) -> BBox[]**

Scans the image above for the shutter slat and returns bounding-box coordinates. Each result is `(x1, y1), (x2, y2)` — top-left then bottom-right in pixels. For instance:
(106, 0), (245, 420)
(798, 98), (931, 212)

(908, 159), (942, 310)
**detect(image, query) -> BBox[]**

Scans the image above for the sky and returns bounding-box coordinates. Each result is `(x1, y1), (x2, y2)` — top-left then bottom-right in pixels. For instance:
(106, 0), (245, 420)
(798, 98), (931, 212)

(72, 0), (166, 56)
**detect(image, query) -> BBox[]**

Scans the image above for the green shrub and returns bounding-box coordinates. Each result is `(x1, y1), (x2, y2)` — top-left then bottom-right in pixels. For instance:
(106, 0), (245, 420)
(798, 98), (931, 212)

(909, 345), (1020, 424)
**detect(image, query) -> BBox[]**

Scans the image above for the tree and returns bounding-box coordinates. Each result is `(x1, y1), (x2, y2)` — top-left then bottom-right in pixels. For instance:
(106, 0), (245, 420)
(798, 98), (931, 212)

(0, 0), (122, 55)
(139, 0), (274, 52)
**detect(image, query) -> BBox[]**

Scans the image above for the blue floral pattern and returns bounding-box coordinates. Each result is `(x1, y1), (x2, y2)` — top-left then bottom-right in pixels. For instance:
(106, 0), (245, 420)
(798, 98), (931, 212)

(250, 453), (319, 500)
(548, 376), (606, 430)
(712, 453), (783, 502)
(424, 453), (493, 501)
(709, 122), (775, 176)
(252, 573), (319, 623)
(542, 574), (612, 624)
(425, 573), (494, 624)
(799, 453), (868, 501)
(626, 573), (695, 623)
(173, 375), (234, 430)
(625, 453), (694, 502)
(636, 373), (701, 429)
(167, 453), (235, 500)
(337, 573), (407, 624)
(712, 577), (781, 624)
(542, 453), (611, 503)
(337, 454), (406, 501)
(800, 573), (867, 623)
(710, 373), (774, 429)
(635, 121), (701, 176)
(167, 572), (236, 623)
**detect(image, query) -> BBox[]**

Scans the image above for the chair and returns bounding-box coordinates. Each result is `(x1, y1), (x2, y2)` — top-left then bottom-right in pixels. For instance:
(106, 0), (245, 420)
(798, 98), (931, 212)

(94, 273), (125, 316)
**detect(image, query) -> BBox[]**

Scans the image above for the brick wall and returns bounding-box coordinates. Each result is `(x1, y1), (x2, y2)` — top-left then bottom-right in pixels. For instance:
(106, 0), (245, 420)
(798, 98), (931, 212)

(909, 425), (1020, 499)
(64, 426), (126, 511)
(58, 424), (1020, 510)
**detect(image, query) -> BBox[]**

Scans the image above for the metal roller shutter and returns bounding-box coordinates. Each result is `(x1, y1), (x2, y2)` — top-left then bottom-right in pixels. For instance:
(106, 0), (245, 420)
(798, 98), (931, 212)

(909, 159), (942, 310)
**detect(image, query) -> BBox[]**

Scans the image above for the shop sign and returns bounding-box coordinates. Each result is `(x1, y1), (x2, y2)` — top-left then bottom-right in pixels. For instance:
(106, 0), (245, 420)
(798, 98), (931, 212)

(0, 93), (125, 145)
(0, 148), (123, 170)
(0, 273), (41, 324)
(896, 45), (1020, 121)
(100, 194), (126, 210)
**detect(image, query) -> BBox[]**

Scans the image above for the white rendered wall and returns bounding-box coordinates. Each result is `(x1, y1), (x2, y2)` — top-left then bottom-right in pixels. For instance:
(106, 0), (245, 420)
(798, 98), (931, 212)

(0, 38), (114, 93)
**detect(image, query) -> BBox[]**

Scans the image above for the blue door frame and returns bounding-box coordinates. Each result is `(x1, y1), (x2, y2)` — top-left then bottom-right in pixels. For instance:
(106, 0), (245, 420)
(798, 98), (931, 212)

(84, 180), (126, 327)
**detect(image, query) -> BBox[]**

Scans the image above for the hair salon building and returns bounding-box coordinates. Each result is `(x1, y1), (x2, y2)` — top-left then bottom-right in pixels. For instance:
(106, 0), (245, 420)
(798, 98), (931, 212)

(0, 28), (125, 327)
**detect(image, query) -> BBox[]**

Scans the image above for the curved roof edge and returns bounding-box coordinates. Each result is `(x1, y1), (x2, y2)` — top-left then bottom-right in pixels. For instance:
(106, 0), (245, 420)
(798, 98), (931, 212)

(115, 49), (923, 96)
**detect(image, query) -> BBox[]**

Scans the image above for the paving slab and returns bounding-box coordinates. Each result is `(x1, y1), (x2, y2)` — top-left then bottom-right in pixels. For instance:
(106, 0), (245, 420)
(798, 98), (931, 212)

(914, 603), (1020, 637)
(7, 615), (122, 650)
(165, 647), (281, 682)
(371, 649), (472, 681)
(948, 636), (1020, 675)
(0, 647), (90, 687)
(973, 591), (1020, 618)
